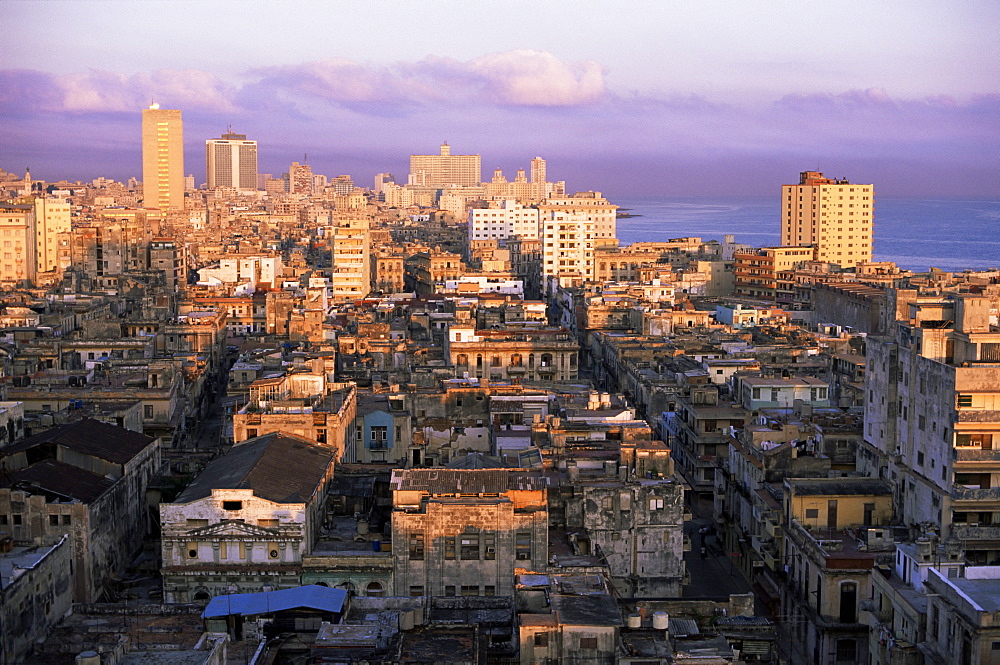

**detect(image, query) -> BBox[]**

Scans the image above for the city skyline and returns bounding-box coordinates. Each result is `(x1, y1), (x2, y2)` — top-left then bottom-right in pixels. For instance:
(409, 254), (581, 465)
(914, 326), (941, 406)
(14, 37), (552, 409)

(2, 0), (998, 197)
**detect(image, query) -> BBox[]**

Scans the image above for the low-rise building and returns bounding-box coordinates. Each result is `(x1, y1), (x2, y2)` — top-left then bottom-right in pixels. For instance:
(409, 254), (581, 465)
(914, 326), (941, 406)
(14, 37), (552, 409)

(0, 418), (161, 601)
(0, 535), (73, 665)
(160, 432), (336, 602)
(781, 478), (895, 665)
(390, 468), (548, 598)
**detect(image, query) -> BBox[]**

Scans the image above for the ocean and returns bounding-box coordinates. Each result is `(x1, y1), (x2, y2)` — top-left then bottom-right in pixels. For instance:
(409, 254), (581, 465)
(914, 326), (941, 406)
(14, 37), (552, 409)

(611, 196), (1000, 273)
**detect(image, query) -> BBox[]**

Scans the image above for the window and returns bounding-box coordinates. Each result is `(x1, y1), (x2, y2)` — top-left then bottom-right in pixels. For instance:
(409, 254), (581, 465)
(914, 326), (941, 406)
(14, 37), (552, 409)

(835, 639), (856, 663)
(484, 533), (496, 560)
(649, 497), (664, 510)
(516, 532), (532, 560)
(806, 509), (819, 519)
(246, 428), (257, 438)
(579, 637), (598, 649)
(444, 537), (455, 560)
(144, 405), (154, 418)
(49, 515), (59, 526)
(370, 426), (388, 449)
(461, 585), (479, 596)
(409, 533), (424, 560)
(409, 585), (423, 597)
(365, 582), (384, 597)
(445, 585), (456, 596)
(534, 633), (549, 647)
(958, 395), (972, 407)
(484, 585), (495, 596)
(222, 501), (243, 511)
(839, 582), (857, 623)
(460, 533), (480, 559)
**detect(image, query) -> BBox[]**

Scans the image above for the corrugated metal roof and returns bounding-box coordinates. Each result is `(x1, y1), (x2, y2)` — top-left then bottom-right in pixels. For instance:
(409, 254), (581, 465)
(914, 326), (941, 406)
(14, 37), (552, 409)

(7, 418), (155, 465)
(175, 432), (335, 504)
(202, 584), (346, 618)
(390, 468), (544, 493)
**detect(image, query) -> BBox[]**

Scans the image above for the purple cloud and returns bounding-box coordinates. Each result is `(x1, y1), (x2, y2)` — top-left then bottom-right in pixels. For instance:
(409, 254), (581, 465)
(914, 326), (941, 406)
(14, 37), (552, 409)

(249, 50), (608, 112)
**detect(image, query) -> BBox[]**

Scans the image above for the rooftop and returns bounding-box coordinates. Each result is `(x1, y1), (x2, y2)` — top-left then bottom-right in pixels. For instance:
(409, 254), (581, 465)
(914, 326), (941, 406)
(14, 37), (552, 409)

(175, 432), (334, 504)
(391, 468), (545, 493)
(202, 584), (347, 618)
(5, 417), (155, 465)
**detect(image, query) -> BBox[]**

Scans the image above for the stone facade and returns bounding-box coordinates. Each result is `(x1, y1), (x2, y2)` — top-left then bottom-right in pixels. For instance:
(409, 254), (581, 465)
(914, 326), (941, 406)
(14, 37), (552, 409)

(390, 469), (548, 598)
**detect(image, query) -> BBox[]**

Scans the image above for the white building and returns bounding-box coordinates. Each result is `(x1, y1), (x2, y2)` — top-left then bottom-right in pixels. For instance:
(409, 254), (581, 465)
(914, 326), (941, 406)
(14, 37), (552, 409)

(160, 432), (336, 602)
(468, 199), (540, 246)
(205, 132), (258, 190)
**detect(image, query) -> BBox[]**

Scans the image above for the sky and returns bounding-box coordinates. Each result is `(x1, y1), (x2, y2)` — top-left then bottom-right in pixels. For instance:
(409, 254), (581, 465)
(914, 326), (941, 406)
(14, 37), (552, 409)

(2, 0), (998, 197)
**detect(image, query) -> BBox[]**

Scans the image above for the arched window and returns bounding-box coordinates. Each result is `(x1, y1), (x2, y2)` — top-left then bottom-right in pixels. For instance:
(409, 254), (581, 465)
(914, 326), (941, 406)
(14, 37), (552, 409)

(541, 353), (553, 367)
(491, 356), (501, 367)
(476, 355), (483, 368)
(194, 591), (210, 601)
(528, 353), (535, 367)
(456, 354), (468, 366)
(365, 582), (384, 597)
(511, 354), (522, 366)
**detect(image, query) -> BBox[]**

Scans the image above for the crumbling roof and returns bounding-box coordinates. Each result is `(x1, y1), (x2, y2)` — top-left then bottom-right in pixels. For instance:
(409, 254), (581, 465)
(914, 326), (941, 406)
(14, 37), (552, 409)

(550, 593), (623, 627)
(788, 478), (893, 496)
(6, 418), (155, 465)
(175, 432), (334, 504)
(390, 468), (544, 493)
(4, 458), (114, 503)
(445, 453), (512, 469)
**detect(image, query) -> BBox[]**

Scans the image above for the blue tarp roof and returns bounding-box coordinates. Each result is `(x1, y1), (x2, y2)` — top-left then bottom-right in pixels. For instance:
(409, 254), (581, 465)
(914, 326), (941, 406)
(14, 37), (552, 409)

(202, 584), (347, 618)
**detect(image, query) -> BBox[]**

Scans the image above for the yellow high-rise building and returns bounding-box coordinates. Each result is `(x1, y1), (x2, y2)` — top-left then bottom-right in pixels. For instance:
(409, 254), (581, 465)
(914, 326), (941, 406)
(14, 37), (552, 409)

(781, 171), (873, 268)
(141, 104), (185, 210)
(33, 197), (71, 274)
(331, 218), (371, 301)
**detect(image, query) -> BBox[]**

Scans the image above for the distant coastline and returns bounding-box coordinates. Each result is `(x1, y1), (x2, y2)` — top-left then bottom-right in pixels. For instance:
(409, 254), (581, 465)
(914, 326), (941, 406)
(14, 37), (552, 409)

(611, 195), (1000, 273)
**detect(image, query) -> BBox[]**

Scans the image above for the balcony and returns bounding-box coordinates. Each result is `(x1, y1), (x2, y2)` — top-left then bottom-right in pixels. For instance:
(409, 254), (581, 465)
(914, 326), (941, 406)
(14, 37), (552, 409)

(955, 448), (1000, 462)
(506, 364), (527, 374)
(952, 486), (1000, 501)
(537, 365), (557, 375)
(951, 524), (1000, 540)
(958, 410), (1000, 423)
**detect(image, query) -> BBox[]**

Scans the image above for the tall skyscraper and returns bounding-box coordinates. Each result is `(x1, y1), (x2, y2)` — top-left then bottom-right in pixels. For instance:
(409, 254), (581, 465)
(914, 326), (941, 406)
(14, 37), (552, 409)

(781, 171), (873, 268)
(206, 132), (258, 190)
(408, 143), (481, 187)
(141, 104), (185, 210)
